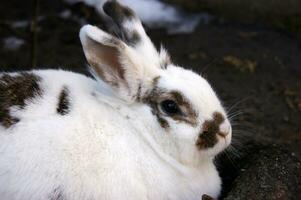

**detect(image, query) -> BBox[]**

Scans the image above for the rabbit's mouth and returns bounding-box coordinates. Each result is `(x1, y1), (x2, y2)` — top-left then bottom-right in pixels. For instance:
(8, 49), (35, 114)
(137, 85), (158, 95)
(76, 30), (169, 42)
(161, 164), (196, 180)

(195, 132), (232, 160)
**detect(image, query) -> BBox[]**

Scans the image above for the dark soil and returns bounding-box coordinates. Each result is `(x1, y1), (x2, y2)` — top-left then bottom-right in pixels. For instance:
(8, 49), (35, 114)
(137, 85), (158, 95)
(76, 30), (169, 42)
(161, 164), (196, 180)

(165, 0), (301, 39)
(219, 143), (301, 200)
(0, 0), (300, 199)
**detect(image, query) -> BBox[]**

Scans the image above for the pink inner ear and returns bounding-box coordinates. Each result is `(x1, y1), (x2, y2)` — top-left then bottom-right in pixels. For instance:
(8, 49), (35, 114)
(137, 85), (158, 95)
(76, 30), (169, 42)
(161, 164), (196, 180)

(85, 36), (125, 83)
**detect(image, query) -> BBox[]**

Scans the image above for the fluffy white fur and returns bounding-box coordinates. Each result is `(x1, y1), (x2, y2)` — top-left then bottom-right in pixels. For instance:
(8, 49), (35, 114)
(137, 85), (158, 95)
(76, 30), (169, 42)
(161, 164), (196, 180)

(0, 2), (231, 199)
(0, 68), (227, 199)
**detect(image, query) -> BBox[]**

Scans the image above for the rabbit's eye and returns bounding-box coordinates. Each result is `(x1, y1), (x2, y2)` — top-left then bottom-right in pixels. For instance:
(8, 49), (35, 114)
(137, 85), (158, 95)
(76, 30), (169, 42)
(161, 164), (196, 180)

(160, 100), (181, 115)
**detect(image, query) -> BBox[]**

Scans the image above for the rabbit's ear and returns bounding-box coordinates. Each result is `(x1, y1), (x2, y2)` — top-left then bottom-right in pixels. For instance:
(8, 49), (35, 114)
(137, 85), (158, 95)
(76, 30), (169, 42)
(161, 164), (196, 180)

(103, 0), (171, 69)
(80, 25), (146, 102)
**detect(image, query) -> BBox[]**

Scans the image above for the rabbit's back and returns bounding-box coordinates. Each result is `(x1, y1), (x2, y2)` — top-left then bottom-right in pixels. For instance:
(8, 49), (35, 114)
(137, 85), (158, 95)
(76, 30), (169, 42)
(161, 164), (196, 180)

(0, 69), (135, 199)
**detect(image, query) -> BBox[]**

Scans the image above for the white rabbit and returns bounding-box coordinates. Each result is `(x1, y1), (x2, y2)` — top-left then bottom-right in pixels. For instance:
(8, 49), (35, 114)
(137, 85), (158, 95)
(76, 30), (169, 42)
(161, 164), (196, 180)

(0, 1), (231, 200)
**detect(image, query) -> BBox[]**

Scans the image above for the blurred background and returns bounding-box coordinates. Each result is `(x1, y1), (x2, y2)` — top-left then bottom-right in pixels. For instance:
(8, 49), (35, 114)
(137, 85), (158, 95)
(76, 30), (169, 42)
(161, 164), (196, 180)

(0, 0), (300, 199)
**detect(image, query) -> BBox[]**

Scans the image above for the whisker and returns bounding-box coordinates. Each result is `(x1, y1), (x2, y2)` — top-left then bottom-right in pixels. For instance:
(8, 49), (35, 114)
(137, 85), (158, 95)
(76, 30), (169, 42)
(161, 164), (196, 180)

(232, 129), (255, 136)
(221, 147), (240, 169)
(225, 96), (252, 115)
(230, 123), (253, 127)
(227, 145), (242, 159)
(228, 112), (244, 121)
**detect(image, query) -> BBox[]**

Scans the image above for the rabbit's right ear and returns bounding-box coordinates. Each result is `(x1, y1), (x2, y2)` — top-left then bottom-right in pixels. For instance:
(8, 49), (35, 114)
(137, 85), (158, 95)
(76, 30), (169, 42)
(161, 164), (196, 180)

(80, 25), (155, 102)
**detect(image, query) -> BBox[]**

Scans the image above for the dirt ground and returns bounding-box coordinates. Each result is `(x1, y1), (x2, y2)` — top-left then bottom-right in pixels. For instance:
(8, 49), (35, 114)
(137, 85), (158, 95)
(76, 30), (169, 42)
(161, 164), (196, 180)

(0, 0), (300, 199)
(165, 0), (301, 39)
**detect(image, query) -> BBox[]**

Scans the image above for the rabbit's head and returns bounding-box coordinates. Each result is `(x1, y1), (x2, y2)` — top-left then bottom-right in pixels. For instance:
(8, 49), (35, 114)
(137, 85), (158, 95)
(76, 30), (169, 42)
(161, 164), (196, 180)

(80, 1), (231, 167)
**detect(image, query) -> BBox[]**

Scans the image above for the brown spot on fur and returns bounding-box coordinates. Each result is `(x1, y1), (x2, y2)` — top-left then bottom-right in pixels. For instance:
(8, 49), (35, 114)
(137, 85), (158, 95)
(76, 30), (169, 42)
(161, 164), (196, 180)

(196, 112), (225, 150)
(202, 194), (215, 200)
(126, 31), (141, 46)
(0, 72), (42, 128)
(157, 116), (169, 129)
(142, 76), (197, 129)
(103, 1), (141, 46)
(213, 111), (225, 124)
(103, 1), (135, 23)
(57, 87), (70, 115)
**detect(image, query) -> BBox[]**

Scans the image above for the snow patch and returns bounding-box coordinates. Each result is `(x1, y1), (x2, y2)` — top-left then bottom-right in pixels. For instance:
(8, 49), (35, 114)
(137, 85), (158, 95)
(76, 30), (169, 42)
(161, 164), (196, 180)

(10, 16), (45, 29)
(11, 20), (29, 28)
(59, 10), (73, 19)
(3, 37), (25, 51)
(59, 9), (88, 25)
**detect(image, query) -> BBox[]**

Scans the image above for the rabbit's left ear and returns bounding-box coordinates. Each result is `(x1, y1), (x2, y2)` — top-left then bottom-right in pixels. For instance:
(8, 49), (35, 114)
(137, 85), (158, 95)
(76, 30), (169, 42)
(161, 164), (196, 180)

(80, 25), (148, 102)
(80, 1), (170, 102)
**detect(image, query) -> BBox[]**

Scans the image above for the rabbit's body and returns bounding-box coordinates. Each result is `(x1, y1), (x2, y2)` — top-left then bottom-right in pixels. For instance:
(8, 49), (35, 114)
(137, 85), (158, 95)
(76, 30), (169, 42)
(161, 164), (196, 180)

(0, 70), (220, 200)
(0, 1), (231, 199)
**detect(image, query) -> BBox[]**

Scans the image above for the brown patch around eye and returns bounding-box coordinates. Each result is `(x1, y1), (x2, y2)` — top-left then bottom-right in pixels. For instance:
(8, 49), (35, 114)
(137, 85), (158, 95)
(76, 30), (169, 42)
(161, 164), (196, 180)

(167, 91), (198, 126)
(196, 112), (225, 150)
(142, 76), (169, 129)
(0, 72), (42, 128)
(142, 76), (197, 129)
(144, 94), (170, 129)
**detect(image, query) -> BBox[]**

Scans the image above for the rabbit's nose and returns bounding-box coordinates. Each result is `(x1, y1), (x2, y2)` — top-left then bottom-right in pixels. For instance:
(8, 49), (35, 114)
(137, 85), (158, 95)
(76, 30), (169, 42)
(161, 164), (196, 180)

(217, 120), (231, 138)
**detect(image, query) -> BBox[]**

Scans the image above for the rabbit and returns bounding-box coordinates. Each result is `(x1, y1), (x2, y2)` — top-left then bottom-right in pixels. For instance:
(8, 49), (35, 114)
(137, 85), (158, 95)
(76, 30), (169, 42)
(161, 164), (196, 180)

(0, 1), (231, 200)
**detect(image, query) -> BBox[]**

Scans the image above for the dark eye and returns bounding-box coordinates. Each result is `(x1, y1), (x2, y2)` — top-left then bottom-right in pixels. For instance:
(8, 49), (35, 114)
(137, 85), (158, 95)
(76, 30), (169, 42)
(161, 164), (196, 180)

(160, 100), (181, 115)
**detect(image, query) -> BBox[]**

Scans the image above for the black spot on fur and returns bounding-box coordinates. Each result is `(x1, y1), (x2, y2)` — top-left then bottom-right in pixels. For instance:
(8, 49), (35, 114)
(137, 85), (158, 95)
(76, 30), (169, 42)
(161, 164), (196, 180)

(56, 87), (70, 115)
(196, 112), (225, 149)
(0, 72), (42, 128)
